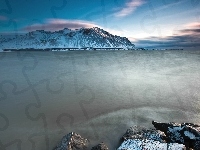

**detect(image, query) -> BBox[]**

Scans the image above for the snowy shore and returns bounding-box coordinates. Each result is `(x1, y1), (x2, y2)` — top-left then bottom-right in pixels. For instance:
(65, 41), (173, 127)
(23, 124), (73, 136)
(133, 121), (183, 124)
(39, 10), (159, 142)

(54, 121), (200, 150)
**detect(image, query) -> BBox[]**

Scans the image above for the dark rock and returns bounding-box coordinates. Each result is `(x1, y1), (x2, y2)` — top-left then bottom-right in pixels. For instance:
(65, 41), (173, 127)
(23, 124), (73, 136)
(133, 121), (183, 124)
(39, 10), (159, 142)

(54, 132), (89, 150)
(152, 121), (200, 149)
(122, 126), (166, 143)
(91, 142), (109, 150)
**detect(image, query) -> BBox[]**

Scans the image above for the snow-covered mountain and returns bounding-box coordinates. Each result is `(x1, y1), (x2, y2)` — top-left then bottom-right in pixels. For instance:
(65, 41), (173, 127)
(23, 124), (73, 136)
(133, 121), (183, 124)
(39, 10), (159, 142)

(0, 27), (135, 50)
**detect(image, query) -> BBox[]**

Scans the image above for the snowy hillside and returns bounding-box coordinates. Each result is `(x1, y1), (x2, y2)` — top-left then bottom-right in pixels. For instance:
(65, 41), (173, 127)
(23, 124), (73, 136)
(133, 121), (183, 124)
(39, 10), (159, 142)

(0, 27), (135, 50)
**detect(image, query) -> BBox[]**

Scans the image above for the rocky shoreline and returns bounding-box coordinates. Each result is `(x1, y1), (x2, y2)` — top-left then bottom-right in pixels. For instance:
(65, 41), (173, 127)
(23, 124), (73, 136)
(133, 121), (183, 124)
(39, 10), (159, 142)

(54, 121), (200, 150)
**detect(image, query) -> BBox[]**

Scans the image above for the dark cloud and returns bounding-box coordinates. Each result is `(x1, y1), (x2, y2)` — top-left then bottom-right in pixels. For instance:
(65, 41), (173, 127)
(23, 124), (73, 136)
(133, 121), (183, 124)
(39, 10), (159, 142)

(181, 29), (200, 34)
(0, 15), (8, 21)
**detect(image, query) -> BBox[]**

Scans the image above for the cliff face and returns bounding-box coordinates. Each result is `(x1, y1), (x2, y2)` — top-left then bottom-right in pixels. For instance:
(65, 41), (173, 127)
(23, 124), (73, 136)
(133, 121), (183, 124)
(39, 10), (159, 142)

(0, 27), (135, 50)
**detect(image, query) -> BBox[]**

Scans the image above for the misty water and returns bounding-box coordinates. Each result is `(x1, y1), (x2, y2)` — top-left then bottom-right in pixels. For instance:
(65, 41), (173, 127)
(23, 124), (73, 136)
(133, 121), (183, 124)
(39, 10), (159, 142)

(0, 50), (200, 149)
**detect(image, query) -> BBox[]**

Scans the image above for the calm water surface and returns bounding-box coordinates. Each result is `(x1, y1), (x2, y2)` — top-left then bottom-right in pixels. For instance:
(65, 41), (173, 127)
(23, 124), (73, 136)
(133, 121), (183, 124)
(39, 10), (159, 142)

(0, 50), (200, 149)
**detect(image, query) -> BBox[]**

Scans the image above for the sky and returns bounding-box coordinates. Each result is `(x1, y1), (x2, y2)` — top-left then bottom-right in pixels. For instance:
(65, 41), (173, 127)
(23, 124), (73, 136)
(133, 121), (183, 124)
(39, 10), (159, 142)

(0, 0), (200, 49)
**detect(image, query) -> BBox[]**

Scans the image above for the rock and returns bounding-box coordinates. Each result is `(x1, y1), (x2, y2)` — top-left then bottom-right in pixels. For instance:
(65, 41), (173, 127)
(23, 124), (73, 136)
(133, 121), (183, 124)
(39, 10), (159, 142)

(54, 132), (89, 150)
(152, 121), (200, 149)
(117, 139), (185, 150)
(122, 126), (166, 143)
(119, 126), (184, 150)
(91, 142), (109, 150)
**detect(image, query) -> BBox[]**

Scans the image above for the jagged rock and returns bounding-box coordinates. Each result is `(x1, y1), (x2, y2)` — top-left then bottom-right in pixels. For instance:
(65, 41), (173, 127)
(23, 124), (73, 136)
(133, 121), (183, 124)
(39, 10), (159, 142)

(119, 125), (185, 150)
(54, 132), (89, 150)
(117, 139), (185, 150)
(91, 142), (109, 150)
(122, 126), (166, 142)
(152, 121), (200, 149)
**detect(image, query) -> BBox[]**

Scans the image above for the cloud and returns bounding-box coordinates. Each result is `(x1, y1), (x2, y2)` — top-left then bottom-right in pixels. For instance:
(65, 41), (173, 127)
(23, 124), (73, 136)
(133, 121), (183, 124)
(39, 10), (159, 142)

(181, 28), (200, 35)
(115, 0), (145, 17)
(2, 19), (127, 43)
(20, 19), (126, 38)
(184, 22), (200, 28)
(127, 37), (138, 42)
(135, 22), (200, 49)
(0, 15), (8, 21)
(21, 19), (100, 32)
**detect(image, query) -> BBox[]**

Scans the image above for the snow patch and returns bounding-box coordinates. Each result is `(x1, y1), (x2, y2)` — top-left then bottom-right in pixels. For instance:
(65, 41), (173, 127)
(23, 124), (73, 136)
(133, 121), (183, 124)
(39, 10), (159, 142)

(184, 131), (196, 139)
(117, 139), (185, 150)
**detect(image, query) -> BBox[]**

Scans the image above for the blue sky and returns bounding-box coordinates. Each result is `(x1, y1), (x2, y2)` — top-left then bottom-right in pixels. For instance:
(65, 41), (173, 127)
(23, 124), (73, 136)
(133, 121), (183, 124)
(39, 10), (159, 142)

(0, 0), (200, 49)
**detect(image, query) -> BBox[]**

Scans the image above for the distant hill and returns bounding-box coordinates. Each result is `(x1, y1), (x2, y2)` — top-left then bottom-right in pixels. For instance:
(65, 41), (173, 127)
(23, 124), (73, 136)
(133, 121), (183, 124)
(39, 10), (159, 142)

(0, 27), (135, 50)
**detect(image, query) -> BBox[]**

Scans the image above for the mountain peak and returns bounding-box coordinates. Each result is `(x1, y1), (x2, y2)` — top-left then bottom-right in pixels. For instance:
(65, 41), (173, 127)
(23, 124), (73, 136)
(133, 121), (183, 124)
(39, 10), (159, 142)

(0, 27), (135, 50)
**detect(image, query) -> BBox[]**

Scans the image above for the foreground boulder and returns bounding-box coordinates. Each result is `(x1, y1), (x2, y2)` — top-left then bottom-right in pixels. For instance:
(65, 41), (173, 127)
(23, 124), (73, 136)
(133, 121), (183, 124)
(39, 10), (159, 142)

(118, 126), (185, 150)
(118, 139), (185, 150)
(91, 142), (109, 150)
(152, 121), (200, 149)
(54, 132), (89, 150)
(122, 126), (166, 142)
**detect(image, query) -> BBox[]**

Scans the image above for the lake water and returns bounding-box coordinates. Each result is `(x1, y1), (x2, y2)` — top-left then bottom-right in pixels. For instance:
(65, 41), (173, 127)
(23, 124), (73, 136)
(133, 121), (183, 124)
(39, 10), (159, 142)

(0, 50), (200, 149)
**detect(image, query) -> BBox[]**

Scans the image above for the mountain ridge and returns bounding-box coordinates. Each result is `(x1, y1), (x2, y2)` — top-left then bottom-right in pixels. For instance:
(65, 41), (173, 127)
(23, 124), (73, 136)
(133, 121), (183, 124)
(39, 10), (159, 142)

(0, 27), (135, 50)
